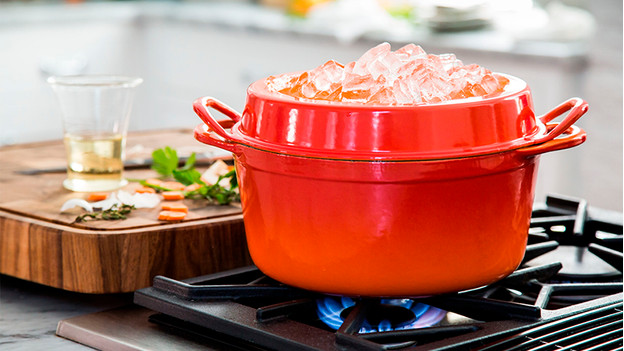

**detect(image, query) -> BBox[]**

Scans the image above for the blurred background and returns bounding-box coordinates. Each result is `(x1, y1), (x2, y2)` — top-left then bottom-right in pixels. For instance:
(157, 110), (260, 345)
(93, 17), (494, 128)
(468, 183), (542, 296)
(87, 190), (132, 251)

(1, 0), (621, 211)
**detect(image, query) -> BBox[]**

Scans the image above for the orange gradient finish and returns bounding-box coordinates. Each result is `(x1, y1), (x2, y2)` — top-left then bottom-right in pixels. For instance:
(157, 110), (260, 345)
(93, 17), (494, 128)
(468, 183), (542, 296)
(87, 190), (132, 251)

(233, 148), (537, 296)
(193, 73), (588, 296)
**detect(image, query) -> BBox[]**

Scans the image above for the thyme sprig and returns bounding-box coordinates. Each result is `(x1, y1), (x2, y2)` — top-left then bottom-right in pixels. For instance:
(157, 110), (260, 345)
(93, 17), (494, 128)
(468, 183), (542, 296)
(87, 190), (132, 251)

(75, 204), (136, 223)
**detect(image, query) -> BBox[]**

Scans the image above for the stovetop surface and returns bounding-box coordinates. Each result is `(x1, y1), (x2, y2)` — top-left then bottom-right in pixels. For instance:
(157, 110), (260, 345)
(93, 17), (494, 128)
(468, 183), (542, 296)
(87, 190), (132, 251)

(132, 194), (623, 351)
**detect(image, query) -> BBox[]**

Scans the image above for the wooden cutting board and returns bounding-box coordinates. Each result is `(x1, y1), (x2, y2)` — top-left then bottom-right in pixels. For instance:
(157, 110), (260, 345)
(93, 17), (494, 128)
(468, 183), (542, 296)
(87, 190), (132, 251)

(0, 129), (253, 294)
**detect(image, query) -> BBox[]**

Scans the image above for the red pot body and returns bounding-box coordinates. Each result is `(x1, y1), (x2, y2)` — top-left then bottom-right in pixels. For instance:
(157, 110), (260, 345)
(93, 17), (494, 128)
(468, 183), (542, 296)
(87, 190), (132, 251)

(193, 73), (588, 296)
(234, 146), (537, 296)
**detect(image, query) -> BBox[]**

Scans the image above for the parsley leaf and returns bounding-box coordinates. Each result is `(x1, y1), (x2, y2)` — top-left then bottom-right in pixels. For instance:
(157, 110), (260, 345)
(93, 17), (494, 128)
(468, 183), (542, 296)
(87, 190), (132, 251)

(225, 169), (238, 189)
(172, 168), (203, 186)
(151, 146), (179, 177)
(179, 152), (196, 171)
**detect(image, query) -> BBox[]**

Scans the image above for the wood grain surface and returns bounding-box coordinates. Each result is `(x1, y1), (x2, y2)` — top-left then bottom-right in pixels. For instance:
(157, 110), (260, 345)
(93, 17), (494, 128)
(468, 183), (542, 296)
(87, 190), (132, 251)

(0, 129), (253, 293)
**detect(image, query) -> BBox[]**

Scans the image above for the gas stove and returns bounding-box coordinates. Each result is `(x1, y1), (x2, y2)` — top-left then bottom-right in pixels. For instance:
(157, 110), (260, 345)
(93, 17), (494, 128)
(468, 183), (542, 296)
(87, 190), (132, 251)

(131, 194), (623, 351)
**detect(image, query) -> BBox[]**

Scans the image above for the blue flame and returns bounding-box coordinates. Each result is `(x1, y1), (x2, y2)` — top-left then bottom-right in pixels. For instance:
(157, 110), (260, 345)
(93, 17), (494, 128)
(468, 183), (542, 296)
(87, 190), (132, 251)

(316, 297), (446, 333)
(316, 296), (356, 330)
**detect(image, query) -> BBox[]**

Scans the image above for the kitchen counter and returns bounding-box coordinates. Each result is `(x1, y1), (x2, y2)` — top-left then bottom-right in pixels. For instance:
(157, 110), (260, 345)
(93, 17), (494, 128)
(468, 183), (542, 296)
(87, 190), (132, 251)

(0, 274), (130, 350)
(1, 273), (250, 350)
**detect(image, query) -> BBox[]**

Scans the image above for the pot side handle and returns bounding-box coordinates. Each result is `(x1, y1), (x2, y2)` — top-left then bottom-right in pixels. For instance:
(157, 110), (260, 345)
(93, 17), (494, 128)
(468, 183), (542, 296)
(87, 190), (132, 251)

(516, 98), (588, 156)
(193, 97), (243, 153)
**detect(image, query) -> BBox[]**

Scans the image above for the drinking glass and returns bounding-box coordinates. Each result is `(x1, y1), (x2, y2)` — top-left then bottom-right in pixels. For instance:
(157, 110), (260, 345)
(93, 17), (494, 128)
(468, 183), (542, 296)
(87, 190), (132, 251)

(48, 75), (143, 192)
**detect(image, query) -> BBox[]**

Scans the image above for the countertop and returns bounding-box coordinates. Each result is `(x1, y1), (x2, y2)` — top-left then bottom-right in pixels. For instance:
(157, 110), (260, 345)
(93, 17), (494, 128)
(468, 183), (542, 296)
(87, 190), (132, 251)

(0, 274), (131, 350)
(1, 273), (250, 351)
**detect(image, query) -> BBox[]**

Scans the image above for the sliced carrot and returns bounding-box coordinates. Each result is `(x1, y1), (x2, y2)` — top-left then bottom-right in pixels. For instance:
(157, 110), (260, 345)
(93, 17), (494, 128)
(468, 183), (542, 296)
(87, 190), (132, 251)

(87, 192), (109, 202)
(158, 210), (186, 221)
(135, 186), (156, 194)
(145, 178), (163, 186)
(162, 191), (185, 201)
(161, 181), (185, 191)
(162, 203), (188, 213)
(165, 211), (186, 220)
(184, 183), (201, 192)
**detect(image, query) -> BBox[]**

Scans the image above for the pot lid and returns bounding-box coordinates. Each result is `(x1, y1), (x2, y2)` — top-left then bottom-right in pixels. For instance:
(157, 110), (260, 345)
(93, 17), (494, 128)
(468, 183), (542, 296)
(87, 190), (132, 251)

(233, 74), (545, 160)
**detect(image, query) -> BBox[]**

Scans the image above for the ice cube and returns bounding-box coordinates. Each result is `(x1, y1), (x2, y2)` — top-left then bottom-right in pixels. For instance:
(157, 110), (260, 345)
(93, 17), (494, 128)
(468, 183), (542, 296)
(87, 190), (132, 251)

(391, 79), (417, 104)
(395, 43), (426, 61)
(366, 59), (387, 81)
(448, 65), (506, 98)
(373, 51), (403, 82)
(342, 72), (372, 93)
(309, 60), (344, 92)
(266, 73), (296, 92)
(497, 74), (510, 87)
(414, 70), (453, 103)
(461, 64), (489, 85)
(367, 86), (393, 104)
(316, 86), (343, 101)
(342, 74), (387, 102)
(301, 83), (318, 99)
(396, 59), (420, 79)
(278, 72), (311, 98)
(479, 74), (500, 94)
(437, 53), (463, 73)
(424, 55), (449, 76)
(352, 42), (391, 75)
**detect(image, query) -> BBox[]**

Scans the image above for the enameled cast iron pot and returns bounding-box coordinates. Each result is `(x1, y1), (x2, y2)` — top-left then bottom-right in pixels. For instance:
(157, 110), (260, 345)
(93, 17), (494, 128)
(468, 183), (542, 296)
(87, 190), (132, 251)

(193, 74), (588, 297)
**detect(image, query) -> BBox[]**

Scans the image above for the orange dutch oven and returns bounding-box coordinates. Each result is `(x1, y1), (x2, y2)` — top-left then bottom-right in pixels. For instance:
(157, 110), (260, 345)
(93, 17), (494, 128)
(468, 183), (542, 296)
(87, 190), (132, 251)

(193, 74), (588, 297)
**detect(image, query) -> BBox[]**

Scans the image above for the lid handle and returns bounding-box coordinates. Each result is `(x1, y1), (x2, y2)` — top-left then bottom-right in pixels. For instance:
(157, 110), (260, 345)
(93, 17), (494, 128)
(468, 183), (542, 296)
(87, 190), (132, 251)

(193, 97), (243, 153)
(533, 97), (588, 145)
(517, 97), (588, 156)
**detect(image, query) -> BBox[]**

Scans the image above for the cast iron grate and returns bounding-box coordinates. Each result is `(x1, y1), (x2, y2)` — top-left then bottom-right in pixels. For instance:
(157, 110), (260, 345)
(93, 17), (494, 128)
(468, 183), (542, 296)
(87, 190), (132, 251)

(134, 194), (623, 351)
(474, 302), (623, 351)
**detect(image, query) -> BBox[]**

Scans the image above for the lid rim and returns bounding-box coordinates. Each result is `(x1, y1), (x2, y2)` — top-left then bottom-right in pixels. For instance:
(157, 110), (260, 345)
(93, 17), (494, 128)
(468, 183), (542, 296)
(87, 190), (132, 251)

(230, 123), (547, 162)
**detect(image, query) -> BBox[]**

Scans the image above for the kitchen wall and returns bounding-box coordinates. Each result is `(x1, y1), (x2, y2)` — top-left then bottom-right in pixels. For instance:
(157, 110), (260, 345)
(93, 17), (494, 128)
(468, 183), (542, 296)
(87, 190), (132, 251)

(0, 0), (621, 211)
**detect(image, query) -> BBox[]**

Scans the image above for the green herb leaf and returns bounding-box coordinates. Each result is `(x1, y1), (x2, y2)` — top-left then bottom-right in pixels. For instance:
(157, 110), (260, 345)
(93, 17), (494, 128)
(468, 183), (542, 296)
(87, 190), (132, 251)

(179, 152), (196, 171)
(214, 192), (227, 204)
(201, 171), (239, 205)
(139, 180), (172, 192)
(225, 169), (238, 189)
(172, 168), (203, 186)
(151, 146), (179, 177)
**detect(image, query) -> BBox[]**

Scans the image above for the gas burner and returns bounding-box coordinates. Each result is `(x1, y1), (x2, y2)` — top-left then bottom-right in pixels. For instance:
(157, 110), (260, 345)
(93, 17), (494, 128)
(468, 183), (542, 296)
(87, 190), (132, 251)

(134, 195), (623, 351)
(316, 297), (447, 332)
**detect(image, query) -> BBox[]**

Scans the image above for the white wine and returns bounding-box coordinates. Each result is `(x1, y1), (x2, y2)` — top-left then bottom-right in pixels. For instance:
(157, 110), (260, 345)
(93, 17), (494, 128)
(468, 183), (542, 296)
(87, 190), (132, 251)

(63, 133), (127, 192)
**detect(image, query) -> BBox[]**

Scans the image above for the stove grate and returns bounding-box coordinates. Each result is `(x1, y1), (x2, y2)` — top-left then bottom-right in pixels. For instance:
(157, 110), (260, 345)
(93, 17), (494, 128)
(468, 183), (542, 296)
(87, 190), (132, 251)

(475, 302), (623, 351)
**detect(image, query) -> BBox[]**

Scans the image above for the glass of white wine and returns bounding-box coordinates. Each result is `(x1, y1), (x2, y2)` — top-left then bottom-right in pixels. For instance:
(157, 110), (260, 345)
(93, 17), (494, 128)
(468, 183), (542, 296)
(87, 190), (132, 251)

(48, 75), (143, 192)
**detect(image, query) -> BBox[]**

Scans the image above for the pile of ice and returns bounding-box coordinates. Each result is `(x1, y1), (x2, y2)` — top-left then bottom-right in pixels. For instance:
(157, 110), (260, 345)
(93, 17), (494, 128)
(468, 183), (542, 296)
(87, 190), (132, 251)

(266, 43), (509, 105)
